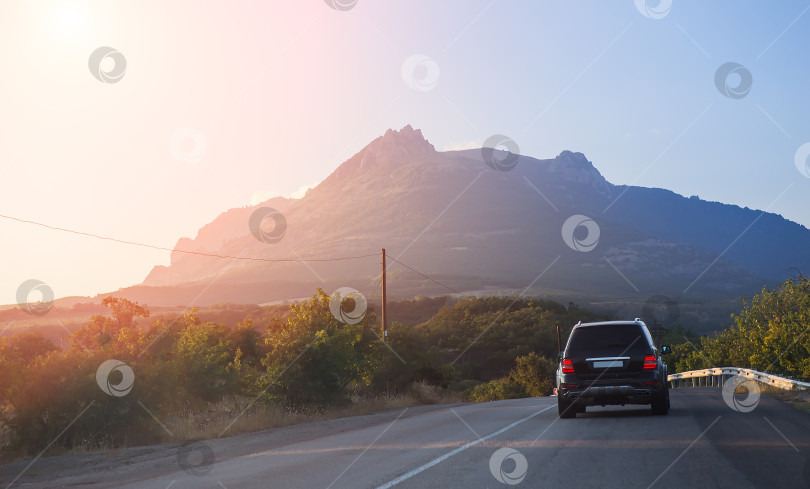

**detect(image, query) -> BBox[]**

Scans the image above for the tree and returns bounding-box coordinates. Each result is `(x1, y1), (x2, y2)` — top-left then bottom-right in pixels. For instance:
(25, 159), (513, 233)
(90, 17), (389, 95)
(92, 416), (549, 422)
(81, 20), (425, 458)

(101, 297), (150, 330)
(173, 320), (238, 403)
(69, 297), (150, 352)
(2, 332), (57, 365)
(730, 277), (810, 378)
(676, 276), (810, 380)
(260, 289), (381, 409)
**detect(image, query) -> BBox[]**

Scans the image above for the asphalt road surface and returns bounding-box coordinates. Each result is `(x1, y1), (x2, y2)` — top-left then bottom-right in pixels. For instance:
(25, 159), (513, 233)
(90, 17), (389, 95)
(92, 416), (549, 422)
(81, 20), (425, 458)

(2, 388), (809, 488)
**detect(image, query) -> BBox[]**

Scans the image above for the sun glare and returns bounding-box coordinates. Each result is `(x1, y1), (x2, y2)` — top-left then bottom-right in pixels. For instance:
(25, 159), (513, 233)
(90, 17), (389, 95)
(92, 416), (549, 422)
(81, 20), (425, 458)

(44, 1), (93, 42)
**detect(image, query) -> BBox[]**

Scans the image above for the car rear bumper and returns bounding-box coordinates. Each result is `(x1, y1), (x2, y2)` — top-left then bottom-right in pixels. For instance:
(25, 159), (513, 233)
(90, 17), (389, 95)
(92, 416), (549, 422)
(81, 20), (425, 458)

(560, 385), (659, 406)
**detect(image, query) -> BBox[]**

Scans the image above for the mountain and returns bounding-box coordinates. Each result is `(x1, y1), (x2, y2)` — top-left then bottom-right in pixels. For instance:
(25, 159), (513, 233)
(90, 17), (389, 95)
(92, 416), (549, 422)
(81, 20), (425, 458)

(118, 126), (807, 318)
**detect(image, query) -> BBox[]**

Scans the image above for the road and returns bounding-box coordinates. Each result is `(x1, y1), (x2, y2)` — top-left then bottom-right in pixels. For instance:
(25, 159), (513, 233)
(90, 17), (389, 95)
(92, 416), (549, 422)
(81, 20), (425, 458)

(2, 388), (809, 488)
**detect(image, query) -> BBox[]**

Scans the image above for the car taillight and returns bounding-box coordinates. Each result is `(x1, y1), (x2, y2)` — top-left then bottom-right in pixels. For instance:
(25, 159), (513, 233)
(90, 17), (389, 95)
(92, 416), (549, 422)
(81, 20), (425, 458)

(643, 356), (657, 369)
(562, 358), (574, 373)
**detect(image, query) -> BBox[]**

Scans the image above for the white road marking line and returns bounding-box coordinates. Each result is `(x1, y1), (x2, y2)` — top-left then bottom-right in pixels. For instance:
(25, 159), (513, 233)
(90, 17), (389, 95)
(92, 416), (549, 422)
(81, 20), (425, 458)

(375, 403), (554, 489)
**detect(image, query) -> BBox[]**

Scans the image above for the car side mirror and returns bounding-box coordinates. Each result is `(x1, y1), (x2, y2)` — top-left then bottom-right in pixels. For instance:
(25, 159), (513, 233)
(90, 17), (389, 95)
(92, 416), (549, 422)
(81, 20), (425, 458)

(661, 345), (671, 355)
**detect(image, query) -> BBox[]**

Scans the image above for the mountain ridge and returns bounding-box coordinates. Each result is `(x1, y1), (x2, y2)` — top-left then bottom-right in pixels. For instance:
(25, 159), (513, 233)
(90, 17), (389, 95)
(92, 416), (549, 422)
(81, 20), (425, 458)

(130, 126), (807, 312)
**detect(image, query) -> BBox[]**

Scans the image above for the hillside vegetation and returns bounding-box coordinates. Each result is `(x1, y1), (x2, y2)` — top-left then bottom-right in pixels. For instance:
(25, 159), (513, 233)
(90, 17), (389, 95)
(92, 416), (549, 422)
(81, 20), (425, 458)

(1, 276), (807, 457)
(669, 275), (810, 377)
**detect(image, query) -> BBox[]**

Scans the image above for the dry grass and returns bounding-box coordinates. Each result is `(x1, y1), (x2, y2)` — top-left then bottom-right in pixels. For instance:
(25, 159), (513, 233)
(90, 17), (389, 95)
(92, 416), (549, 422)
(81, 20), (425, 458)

(0, 421), (10, 459)
(0, 383), (464, 460)
(161, 399), (313, 442)
(755, 383), (810, 413)
(116, 384), (461, 448)
(407, 381), (465, 405)
(162, 383), (462, 442)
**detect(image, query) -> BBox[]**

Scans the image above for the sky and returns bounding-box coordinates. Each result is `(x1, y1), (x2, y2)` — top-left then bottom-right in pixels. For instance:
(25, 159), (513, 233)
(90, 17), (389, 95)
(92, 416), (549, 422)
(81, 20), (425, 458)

(1, 0), (809, 305)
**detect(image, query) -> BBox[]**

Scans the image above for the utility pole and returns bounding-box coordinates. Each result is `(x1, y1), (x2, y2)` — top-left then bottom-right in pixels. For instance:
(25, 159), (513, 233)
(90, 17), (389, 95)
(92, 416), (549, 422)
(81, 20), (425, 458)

(381, 248), (387, 343)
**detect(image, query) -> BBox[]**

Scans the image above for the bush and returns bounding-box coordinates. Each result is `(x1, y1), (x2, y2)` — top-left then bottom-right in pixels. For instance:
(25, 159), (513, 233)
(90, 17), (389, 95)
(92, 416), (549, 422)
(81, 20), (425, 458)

(468, 378), (525, 402)
(467, 352), (555, 402)
(510, 352), (555, 397)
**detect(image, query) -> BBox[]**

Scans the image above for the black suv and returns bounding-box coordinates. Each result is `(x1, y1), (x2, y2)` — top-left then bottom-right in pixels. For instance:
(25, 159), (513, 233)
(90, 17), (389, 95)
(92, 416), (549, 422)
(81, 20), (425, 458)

(557, 319), (671, 418)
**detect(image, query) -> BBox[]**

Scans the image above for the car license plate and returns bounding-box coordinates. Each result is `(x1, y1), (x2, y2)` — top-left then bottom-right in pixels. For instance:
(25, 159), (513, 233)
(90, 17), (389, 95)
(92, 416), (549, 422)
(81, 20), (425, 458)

(594, 360), (623, 368)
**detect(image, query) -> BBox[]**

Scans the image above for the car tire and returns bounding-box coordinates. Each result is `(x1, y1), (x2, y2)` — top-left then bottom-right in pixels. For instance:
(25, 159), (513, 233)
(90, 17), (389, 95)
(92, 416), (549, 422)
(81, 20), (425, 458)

(651, 387), (669, 415)
(558, 396), (577, 418)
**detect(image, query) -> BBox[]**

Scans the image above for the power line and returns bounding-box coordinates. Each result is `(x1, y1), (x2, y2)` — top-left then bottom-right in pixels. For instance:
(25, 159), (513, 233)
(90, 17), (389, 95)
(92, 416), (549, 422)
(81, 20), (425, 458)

(2, 210), (468, 292)
(386, 256), (468, 297)
(0, 213), (379, 263)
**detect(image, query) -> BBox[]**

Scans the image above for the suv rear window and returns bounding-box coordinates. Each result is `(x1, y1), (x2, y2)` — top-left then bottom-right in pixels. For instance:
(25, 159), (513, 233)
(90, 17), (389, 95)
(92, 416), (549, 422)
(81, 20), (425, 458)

(566, 324), (650, 356)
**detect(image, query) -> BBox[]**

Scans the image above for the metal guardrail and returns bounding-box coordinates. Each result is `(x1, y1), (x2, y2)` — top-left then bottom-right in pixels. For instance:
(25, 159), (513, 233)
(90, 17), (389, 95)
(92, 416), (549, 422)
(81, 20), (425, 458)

(668, 367), (810, 391)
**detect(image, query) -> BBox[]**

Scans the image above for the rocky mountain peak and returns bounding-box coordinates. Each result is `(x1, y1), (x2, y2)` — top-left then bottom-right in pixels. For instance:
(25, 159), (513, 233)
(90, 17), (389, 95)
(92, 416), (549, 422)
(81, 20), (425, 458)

(357, 125), (436, 170)
(381, 125), (434, 149)
(547, 150), (611, 196)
